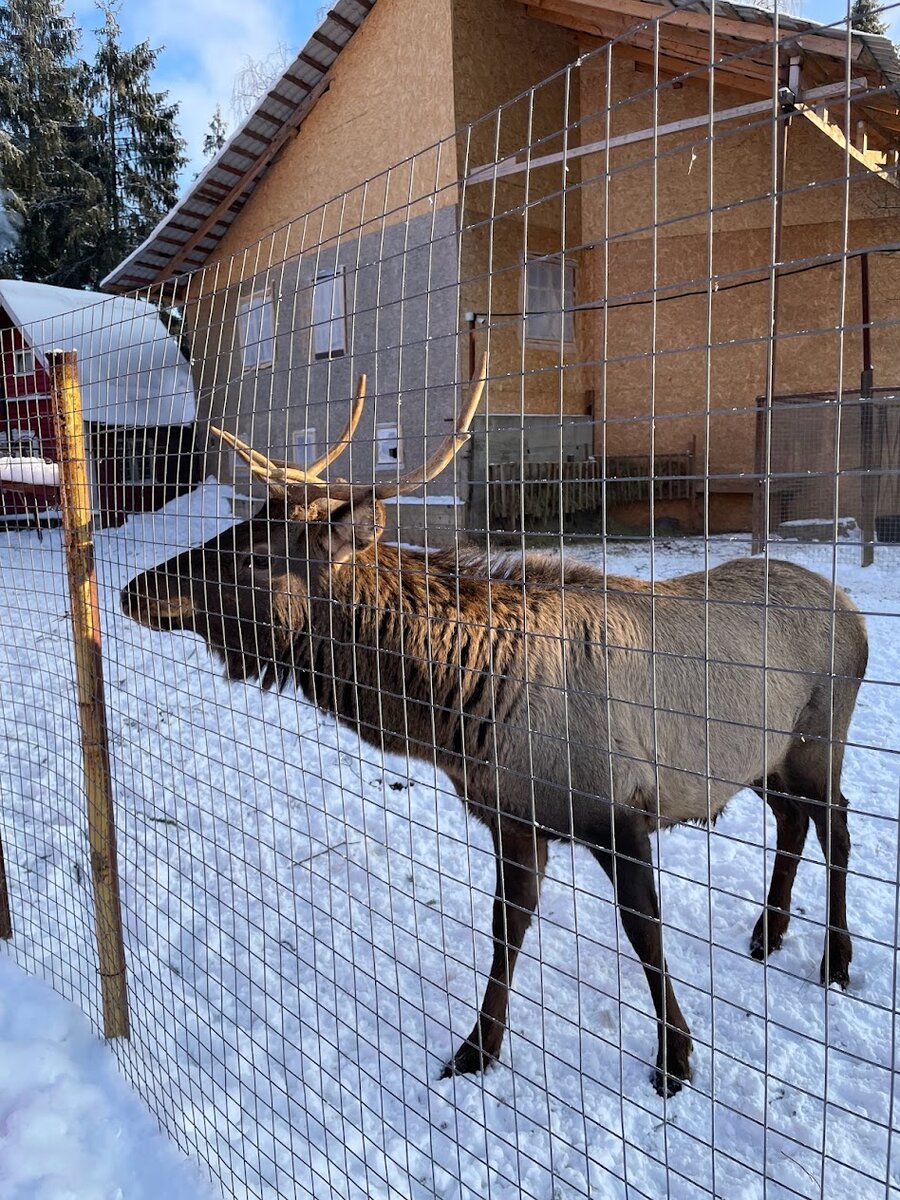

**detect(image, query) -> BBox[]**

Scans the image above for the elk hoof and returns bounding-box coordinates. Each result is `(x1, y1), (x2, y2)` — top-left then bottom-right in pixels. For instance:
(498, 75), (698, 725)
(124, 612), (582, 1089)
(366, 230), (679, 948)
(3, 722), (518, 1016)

(441, 1039), (497, 1078)
(749, 909), (788, 961)
(820, 935), (852, 990)
(652, 1067), (685, 1098)
(653, 1033), (693, 1098)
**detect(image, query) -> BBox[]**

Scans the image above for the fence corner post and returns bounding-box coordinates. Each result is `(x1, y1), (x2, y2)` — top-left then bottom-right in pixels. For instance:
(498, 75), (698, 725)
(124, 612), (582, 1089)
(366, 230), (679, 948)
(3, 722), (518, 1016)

(49, 349), (130, 1040)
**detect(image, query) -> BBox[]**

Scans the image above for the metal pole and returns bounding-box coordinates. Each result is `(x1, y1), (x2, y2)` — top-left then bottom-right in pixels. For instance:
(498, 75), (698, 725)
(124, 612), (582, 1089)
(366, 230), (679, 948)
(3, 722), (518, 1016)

(753, 100), (790, 556)
(49, 349), (130, 1039)
(859, 252), (876, 566)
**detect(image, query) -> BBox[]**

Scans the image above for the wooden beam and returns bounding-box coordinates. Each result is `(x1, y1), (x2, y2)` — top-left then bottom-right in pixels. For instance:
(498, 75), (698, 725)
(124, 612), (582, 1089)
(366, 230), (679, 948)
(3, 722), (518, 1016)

(797, 101), (898, 188)
(523, 0), (863, 61)
(312, 29), (344, 56)
(469, 78), (866, 184)
(298, 51), (329, 74)
(327, 9), (359, 37)
(210, 161), (247, 178)
(625, 44), (776, 97)
(283, 72), (313, 94)
(253, 108), (288, 128)
(527, 4), (781, 92)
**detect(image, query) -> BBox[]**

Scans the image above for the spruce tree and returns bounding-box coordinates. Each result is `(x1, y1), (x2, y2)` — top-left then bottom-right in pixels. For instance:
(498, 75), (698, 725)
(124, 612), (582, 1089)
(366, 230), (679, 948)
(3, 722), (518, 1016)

(0, 0), (98, 283)
(82, 2), (186, 287)
(202, 105), (228, 159)
(850, 0), (888, 34)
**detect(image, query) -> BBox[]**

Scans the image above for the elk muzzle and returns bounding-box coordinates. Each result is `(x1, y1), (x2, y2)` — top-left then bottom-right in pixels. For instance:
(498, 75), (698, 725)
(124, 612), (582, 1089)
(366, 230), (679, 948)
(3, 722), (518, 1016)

(121, 571), (196, 631)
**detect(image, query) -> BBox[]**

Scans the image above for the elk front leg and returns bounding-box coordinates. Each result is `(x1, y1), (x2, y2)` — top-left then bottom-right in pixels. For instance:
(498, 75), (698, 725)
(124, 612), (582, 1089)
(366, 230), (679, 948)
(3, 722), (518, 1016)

(808, 792), (852, 989)
(442, 819), (548, 1077)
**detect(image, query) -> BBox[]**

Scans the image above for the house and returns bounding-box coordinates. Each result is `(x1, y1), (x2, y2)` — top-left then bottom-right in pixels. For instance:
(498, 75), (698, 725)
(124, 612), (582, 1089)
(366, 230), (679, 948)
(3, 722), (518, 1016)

(102, 0), (900, 540)
(0, 281), (199, 527)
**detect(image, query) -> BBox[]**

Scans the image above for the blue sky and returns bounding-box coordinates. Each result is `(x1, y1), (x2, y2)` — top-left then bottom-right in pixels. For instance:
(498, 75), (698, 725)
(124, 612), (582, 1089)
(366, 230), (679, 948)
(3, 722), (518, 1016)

(64, 0), (899, 183)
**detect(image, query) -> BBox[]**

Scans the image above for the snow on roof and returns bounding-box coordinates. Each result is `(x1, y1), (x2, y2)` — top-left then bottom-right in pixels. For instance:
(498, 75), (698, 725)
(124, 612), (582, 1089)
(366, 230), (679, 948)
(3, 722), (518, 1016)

(0, 279), (195, 427)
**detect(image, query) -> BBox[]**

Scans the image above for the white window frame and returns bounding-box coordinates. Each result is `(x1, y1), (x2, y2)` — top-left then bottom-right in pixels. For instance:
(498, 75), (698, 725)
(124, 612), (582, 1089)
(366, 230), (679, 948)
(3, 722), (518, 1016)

(523, 254), (576, 348)
(238, 292), (275, 370)
(292, 427), (319, 470)
(312, 268), (347, 359)
(375, 422), (402, 470)
(12, 347), (35, 377)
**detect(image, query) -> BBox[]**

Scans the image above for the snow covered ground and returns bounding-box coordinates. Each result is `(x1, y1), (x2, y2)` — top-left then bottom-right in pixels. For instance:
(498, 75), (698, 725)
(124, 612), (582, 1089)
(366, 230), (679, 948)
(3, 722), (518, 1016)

(0, 955), (219, 1200)
(0, 481), (897, 1200)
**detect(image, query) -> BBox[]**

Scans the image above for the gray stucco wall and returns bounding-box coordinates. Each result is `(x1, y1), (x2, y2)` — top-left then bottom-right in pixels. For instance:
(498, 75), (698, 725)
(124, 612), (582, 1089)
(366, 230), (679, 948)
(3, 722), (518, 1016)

(204, 205), (469, 543)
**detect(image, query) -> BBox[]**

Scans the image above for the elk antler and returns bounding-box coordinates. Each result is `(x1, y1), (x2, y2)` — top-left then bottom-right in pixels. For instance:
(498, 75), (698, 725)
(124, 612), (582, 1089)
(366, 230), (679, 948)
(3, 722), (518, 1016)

(373, 352), (487, 497)
(211, 375), (367, 485)
(210, 354), (487, 499)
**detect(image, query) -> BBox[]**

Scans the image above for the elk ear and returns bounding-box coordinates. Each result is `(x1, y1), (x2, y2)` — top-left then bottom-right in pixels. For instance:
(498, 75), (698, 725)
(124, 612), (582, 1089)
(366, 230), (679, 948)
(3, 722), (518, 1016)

(325, 496), (387, 564)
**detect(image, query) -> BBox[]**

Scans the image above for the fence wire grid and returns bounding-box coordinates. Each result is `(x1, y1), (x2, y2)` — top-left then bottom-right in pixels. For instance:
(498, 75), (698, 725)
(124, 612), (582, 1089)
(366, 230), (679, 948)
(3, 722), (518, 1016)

(1, 3), (900, 1199)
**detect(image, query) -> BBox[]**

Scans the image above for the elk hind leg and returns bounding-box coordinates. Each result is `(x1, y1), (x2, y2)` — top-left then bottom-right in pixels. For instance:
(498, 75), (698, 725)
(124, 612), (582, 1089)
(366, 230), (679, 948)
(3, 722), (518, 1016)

(785, 734), (852, 989)
(589, 815), (693, 1098)
(442, 818), (549, 1077)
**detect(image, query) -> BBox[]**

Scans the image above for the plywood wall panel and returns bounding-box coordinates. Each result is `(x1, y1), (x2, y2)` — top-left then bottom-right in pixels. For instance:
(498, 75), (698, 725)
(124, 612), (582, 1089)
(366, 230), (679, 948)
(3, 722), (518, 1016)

(213, 0), (458, 271)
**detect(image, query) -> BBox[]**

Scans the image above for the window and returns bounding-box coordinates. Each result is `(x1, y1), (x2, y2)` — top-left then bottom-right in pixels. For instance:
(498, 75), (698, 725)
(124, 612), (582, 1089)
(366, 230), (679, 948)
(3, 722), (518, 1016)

(122, 434), (157, 486)
(524, 254), (576, 347)
(238, 293), (275, 370)
(375, 423), (402, 469)
(312, 269), (347, 359)
(0, 428), (39, 457)
(292, 427), (318, 469)
(12, 348), (35, 377)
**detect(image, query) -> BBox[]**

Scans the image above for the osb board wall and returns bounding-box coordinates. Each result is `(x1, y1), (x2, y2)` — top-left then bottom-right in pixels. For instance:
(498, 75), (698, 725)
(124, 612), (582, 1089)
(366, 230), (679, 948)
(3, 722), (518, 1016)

(452, 0), (586, 417)
(567, 43), (900, 484)
(460, 212), (591, 417)
(452, 0), (580, 182)
(577, 50), (898, 242)
(582, 219), (900, 479)
(210, 0), (459, 276)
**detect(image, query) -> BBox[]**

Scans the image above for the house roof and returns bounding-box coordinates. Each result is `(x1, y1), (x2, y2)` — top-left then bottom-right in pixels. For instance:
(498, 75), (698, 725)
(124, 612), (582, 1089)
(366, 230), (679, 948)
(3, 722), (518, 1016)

(101, 0), (900, 296)
(102, 0), (375, 295)
(0, 279), (195, 426)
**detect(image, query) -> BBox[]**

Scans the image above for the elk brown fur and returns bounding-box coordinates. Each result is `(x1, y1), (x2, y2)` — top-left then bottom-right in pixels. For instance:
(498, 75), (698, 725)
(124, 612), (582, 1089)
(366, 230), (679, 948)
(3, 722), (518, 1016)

(123, 487), (867, 1096)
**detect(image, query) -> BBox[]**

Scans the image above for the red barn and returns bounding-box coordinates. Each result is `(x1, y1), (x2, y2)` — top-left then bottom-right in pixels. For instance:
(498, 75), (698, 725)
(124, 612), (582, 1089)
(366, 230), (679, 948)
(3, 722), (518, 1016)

(0, 280), (199, 527)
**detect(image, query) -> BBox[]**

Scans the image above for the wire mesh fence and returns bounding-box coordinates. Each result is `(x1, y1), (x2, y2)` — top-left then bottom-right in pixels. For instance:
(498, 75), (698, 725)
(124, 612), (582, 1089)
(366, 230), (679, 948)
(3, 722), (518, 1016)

(1, 4), (899, 1198)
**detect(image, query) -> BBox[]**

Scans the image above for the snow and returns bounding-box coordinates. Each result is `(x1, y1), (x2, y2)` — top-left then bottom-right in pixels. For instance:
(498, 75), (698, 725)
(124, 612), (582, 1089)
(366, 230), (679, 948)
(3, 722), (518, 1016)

(0, 279), (195, 427)
(0, 955), (219, 1200)
(0, 482), (898, 1200)
(0, 456), (60, 488)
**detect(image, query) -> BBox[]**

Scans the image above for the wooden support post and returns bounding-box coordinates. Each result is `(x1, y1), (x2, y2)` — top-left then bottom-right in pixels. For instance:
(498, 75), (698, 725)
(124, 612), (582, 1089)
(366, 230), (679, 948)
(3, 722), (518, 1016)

(49, 350), (130, 1040)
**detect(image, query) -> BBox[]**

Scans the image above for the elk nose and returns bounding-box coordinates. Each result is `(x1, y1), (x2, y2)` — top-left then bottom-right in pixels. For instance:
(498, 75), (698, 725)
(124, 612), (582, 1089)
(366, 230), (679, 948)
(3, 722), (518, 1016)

(121, 577), (194, 630)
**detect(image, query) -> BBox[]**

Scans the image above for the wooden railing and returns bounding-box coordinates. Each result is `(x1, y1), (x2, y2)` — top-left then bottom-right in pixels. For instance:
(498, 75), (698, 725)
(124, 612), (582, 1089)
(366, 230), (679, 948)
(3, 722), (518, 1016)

(486, 444), (698, 528)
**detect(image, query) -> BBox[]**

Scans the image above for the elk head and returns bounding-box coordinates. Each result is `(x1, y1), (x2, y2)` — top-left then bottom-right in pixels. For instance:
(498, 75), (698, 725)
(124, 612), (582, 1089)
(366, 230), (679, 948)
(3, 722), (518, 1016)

(121, 357), (487, 688)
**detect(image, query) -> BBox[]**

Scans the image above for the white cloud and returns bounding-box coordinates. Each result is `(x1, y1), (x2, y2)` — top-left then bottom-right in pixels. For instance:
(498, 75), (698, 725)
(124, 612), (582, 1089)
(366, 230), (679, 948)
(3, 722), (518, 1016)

(67, 0), (315, 182)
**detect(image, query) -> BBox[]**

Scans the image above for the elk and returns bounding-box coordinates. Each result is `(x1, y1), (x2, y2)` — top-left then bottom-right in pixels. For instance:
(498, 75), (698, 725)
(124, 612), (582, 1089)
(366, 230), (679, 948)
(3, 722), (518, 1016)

(122, 356), (868, 1097)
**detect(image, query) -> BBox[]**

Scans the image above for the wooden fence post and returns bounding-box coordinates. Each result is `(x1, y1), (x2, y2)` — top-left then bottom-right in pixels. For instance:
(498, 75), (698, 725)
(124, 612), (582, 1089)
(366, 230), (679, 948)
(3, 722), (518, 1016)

(49, 350), (130, 1040)
(0, 835), (11, 939)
